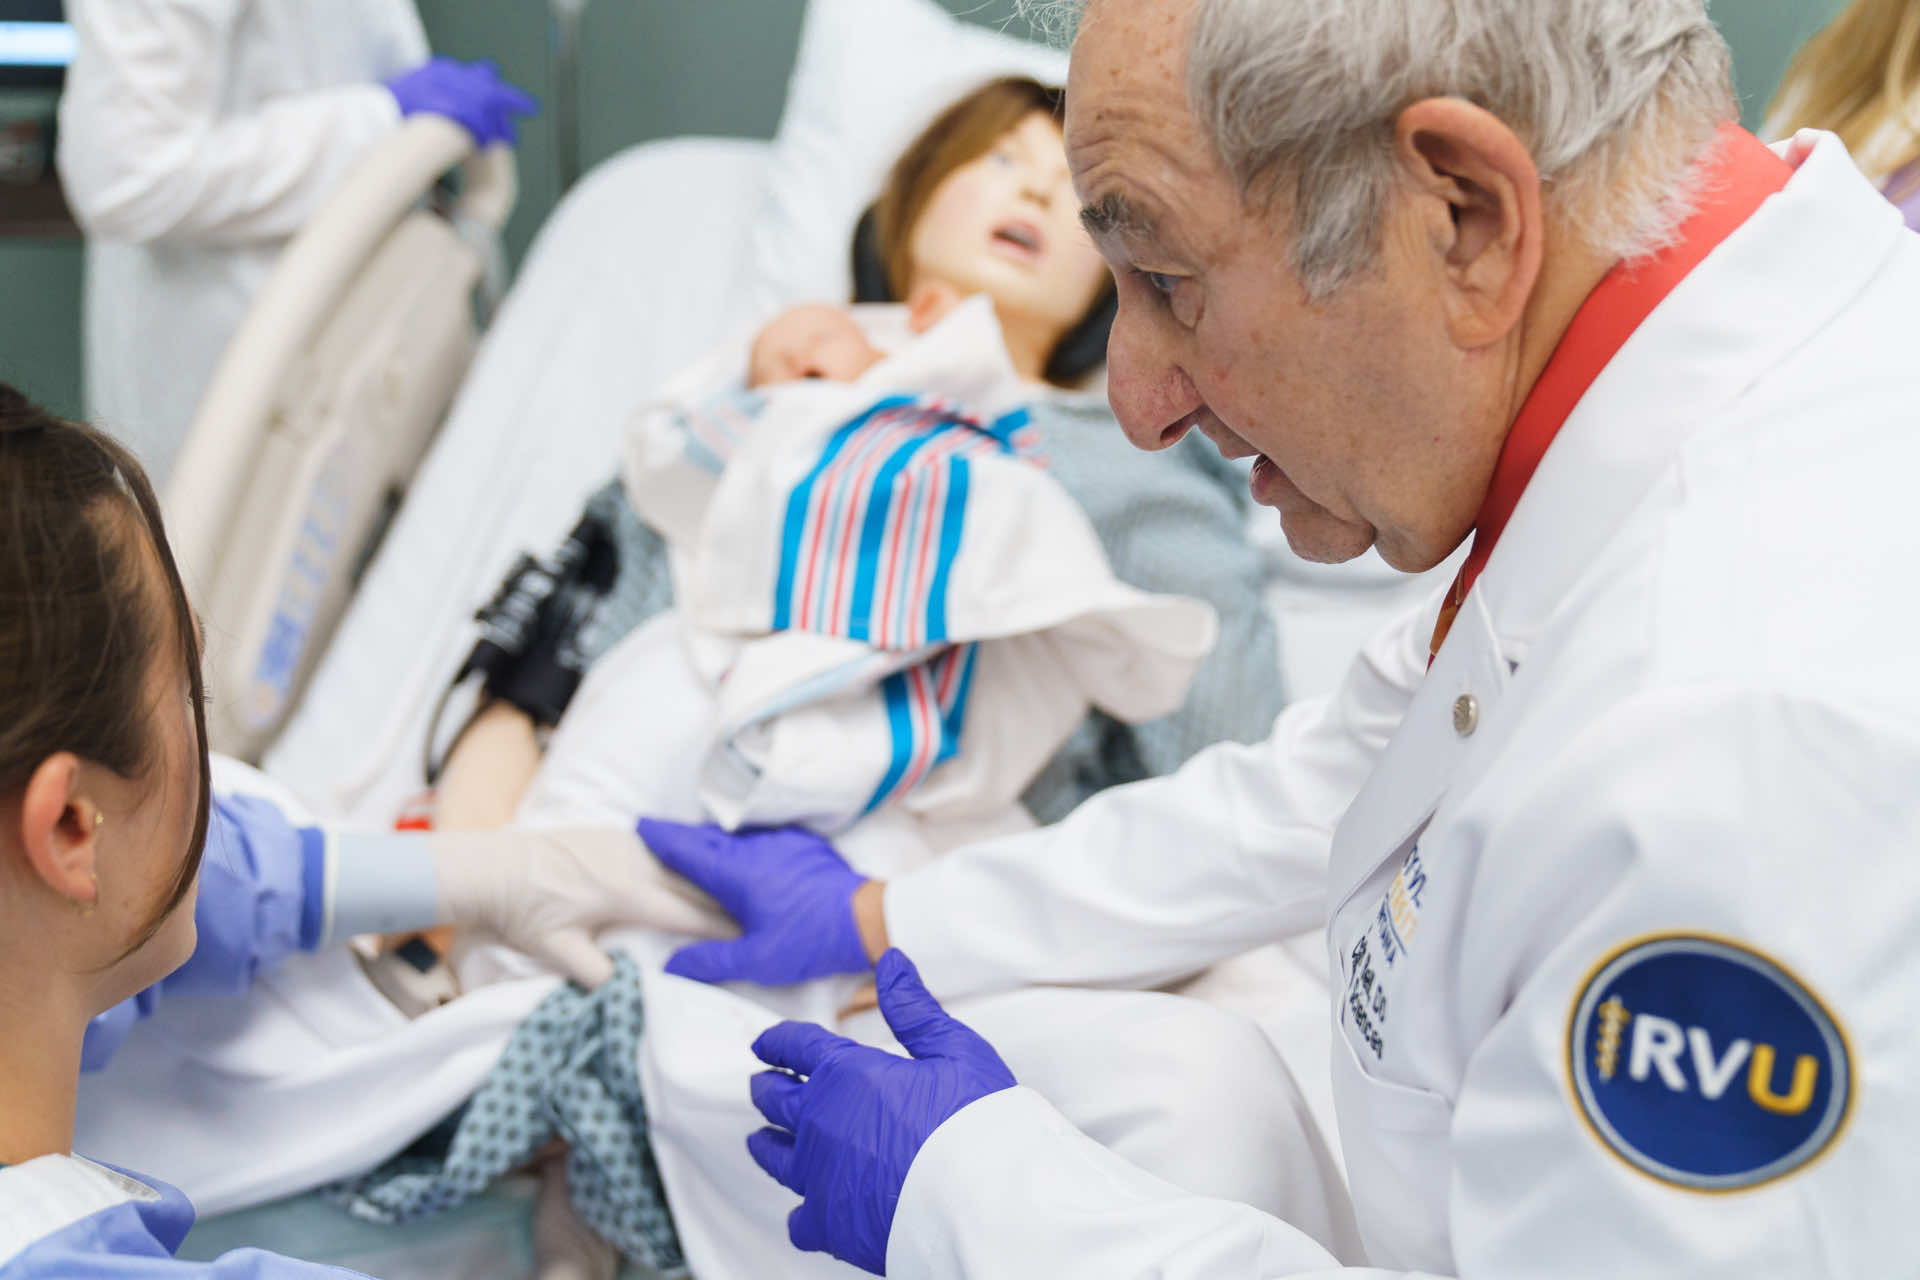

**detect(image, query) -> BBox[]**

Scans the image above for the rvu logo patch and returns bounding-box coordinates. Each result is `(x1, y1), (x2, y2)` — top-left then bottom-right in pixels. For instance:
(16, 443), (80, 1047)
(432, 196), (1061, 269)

(1568, 934), (1851, 1191)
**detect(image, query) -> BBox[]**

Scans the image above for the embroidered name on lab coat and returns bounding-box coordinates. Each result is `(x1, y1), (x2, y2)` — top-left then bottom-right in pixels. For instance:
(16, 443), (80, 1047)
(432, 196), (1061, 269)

(1343, 846), (1429, 1060)
(1567, 934), (1853, 1191)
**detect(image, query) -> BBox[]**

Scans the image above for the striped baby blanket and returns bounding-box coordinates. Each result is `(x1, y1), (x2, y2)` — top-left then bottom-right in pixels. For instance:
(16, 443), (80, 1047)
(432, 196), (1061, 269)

(625, 297), (1216, 832)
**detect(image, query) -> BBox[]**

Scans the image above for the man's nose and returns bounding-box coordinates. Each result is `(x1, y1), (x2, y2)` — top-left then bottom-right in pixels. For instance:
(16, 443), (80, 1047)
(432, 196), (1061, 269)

(1105, 310), (1201, 453)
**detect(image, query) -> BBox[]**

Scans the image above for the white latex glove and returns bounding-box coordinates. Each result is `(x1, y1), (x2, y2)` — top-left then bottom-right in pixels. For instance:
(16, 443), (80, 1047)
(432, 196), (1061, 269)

(431, 827), (732, 988)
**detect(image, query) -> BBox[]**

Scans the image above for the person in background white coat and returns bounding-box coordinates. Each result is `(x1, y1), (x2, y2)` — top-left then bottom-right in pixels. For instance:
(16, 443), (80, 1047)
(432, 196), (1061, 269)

(56, 0), (535, 485)
(640, 0), (1920, 1274)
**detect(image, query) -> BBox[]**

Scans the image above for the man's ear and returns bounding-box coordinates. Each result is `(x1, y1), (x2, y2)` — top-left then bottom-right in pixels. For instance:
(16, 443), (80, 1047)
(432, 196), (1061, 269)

(17, 753), (102, 907)
(1392, 97), (1544, 350)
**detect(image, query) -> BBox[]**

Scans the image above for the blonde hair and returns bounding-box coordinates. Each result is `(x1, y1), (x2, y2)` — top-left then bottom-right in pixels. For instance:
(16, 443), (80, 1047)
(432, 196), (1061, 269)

(1769, 0), (1920, 193)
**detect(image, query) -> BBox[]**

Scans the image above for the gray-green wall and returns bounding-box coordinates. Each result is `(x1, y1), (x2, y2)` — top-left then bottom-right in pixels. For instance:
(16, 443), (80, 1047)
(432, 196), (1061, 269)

(0, 0), (1853, 423)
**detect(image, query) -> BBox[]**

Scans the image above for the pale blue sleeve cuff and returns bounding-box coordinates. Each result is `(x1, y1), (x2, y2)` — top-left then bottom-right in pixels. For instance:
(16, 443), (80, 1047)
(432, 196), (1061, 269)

(317, 830), (444, 946)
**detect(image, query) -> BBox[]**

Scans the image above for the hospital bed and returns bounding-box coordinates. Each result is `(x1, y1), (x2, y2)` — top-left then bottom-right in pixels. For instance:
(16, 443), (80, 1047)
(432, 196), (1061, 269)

(129, 2), (1452, 1274)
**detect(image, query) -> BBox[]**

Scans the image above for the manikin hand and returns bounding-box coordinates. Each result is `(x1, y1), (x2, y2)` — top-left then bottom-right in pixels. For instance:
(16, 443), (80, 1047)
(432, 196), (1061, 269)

(637, 819), (875, 986)
(747, 950), (1018, 1275)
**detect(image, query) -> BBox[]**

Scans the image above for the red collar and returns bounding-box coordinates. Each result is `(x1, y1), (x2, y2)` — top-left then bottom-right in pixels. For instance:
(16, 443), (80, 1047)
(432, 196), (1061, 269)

(1428, 124), (1792, 661)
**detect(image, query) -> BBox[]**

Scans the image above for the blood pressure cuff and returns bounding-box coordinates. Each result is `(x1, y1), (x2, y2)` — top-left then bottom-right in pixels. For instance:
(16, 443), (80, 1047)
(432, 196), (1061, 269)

(465, 507), (622, 729)
(435, 480), (676, 784)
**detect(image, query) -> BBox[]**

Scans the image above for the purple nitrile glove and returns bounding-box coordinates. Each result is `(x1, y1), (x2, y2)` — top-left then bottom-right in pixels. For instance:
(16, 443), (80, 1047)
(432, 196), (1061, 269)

(746, 950), (1017, 1275)
(387, 57), (538, 148)
(638, 819), (871, 986)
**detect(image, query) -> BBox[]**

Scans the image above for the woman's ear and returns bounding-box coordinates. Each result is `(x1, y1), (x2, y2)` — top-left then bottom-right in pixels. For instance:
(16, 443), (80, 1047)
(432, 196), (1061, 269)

(16, 753), (102, 909)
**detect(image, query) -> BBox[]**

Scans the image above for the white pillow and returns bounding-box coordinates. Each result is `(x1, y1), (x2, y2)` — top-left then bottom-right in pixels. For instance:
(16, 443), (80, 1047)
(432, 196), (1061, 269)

(748, 0), (1070, 317)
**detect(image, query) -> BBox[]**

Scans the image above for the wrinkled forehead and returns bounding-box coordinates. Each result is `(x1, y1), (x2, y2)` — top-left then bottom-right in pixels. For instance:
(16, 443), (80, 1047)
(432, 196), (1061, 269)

(1065, 0), (1225, 257)
(1065, 0), (1192, 127)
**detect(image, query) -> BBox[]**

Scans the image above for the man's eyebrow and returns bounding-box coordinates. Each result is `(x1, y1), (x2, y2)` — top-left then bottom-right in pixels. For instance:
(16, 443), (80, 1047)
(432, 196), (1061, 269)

(1079, 192), (1158, 246)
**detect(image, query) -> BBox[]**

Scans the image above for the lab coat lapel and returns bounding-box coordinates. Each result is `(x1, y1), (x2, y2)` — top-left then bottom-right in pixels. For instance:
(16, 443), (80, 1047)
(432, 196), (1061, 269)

(1327, 599), (1508, 913)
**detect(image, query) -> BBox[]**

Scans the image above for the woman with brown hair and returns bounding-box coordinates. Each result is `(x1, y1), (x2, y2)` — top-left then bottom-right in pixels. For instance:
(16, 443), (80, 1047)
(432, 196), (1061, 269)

(0, 383), (726, 1275)
(0, 385), (353, 1274)
(1768, 0), (1920, 227)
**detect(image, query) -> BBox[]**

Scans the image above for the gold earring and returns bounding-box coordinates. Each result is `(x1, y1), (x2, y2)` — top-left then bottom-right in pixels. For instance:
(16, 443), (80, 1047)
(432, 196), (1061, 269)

(94, 811), (106, 830)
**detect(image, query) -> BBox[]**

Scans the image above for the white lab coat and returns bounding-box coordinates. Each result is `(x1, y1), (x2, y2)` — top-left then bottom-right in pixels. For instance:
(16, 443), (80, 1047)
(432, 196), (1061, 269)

(57, 0), (429, 484)
(877, 131), (1920, 1277)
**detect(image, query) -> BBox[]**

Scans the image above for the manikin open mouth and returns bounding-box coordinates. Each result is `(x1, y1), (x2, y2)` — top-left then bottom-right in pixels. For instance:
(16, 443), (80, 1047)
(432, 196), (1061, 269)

(992, 220), (1045, 256)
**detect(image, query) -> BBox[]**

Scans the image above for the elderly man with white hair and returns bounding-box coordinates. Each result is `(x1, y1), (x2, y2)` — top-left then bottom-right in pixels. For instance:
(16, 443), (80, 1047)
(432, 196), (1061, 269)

(644, 0), (1920, 1274)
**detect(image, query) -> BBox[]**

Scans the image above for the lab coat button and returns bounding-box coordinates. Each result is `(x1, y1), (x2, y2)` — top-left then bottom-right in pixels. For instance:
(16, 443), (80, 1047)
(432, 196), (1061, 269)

(1452, 694), (1479, 737)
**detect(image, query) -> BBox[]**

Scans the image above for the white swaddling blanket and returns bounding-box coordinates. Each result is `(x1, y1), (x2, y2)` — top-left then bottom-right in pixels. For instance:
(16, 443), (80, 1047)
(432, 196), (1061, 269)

(624, 296), (1218, 833)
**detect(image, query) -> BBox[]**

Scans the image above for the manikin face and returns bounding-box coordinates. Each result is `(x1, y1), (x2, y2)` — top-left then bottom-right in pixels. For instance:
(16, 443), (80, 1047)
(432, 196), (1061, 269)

(748, 304), (887, 387)
(907, 110), (1111, 349)
(1066, 0), (1515, 571)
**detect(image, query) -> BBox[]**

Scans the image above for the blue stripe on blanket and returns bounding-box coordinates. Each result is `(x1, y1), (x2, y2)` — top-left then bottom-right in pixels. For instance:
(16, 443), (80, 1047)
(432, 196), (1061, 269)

(988, 405), (1032, 448)
(772, 398), (909, 631)
(776, 395), (1019, 648)
(936, 643), (978, 767)
(845, 427), (943, 643)
(924, 455), (969, 644)
(862, 643), (979, 815)
(867, 668), (918, 813)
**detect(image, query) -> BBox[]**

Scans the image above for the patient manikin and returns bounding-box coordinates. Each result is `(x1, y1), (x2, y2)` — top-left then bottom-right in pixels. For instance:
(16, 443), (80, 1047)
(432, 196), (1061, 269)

(430, 77), (1278, 840)
(435, 77), (1182, 832)
(425, 266), (1217, 960)
(332, 77), (1303, 1278)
